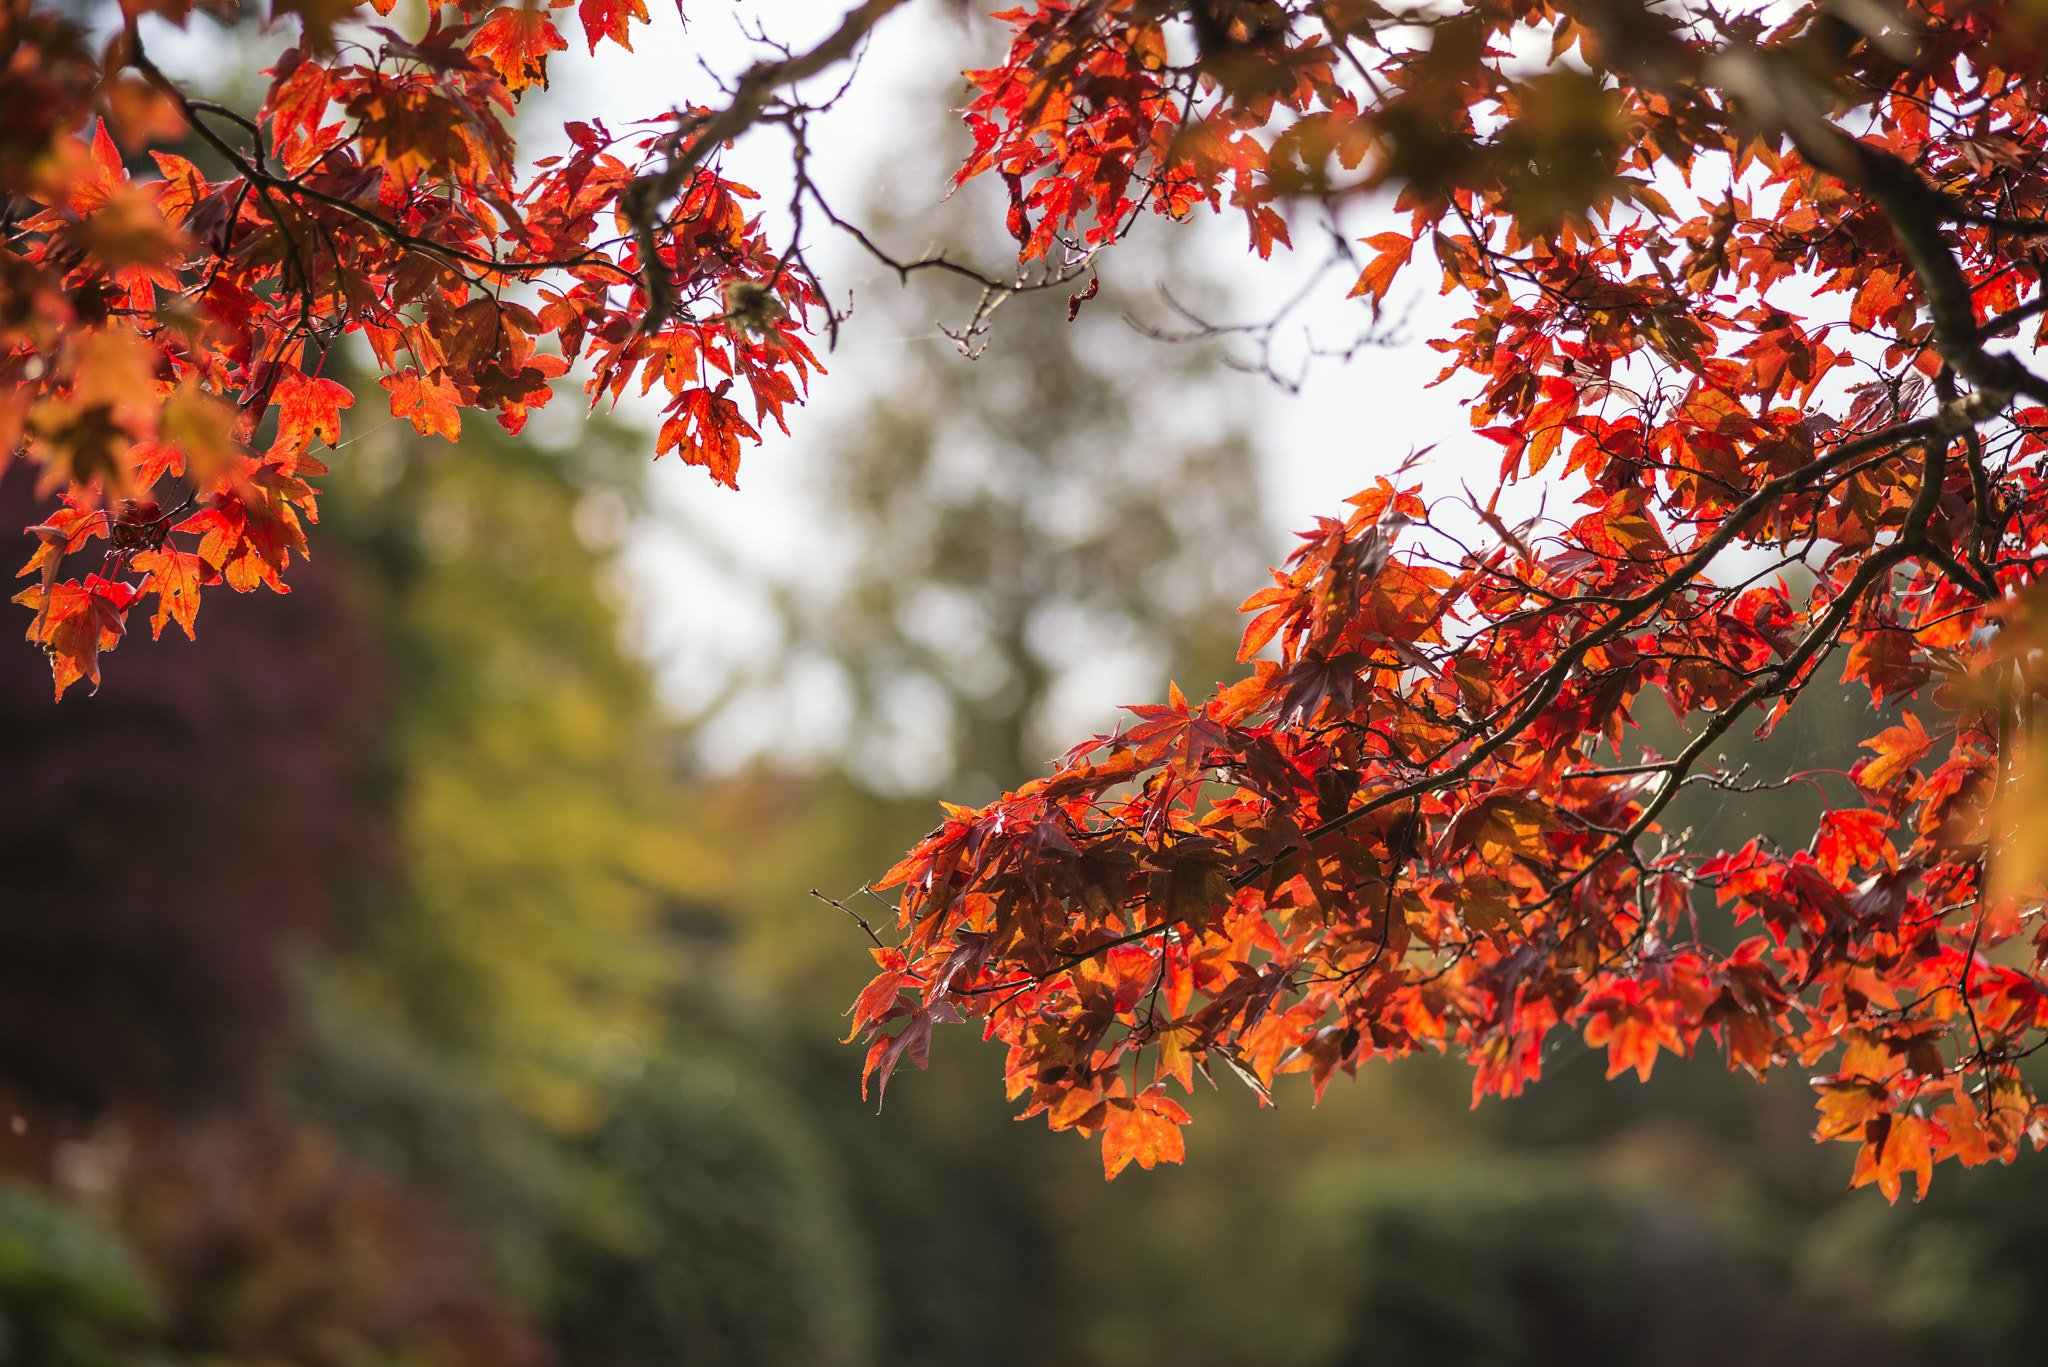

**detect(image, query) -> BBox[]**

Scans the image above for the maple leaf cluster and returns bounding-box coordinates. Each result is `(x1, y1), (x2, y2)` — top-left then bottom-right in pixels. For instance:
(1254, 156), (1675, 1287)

(848, 0), (2048, 1197)
(0, 0), (824, 696)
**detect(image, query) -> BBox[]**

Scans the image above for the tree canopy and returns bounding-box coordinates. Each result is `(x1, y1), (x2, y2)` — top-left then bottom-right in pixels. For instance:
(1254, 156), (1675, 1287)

(7, 0), (2048, 1200)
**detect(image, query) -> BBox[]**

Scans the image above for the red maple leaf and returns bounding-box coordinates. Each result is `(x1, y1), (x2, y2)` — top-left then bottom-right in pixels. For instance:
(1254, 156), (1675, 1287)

(578, 0), (648, 53)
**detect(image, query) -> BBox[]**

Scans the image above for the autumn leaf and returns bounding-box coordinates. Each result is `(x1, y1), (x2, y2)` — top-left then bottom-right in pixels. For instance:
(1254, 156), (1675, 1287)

(1932, 1100), (1995, 1168)
(132, 546), (208, 640)
(105, 74), (188, 150)
(62, 118), (131, 217)
(578, 0), (648, 53)
(656, 386), (757, 489)
(1841, 628), (1929, 706)
(161, 382), (244, 482)
(860, 998), (962, 1106)
(17, 500), (104, 582)
(847, 946), (913, 1034)
(1813, 1079), (1891, 1143)
(13, 576), (135, 698)
(1153, 1022), (1199, 1093)
(27, 401), (134, 496)
(1582, 981), (1684, 1083)
(264, 57), (333, 149)
(1099, 1091), (1190, 1179)
(1850, 1112), (1935, 1204)
(1346, 232), (1413, 314)
(1440, 792), (1557, 866)
(1856, 711), (1933, 793)
(382, 369), (463, 443)
(1122, 681), (1230, 777)
(267, 368), (355, 460)
(1521, 376), (1579, 478)
(176, 490), (304, 595)
(1148, 847), (1233, 934)
(470, 6), (569, 93)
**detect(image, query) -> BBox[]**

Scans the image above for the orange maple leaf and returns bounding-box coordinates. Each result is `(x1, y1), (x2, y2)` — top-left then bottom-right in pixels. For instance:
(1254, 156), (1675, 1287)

(1857, 711), (1933, 792)
(62, 120), (130, 218)
(1813, 1079), (1891, 1142)
(132, 546), (209, 640)
(1441, 792), (1559, 867)
(382, 369), (463, 442)
(268, 368), (355, 460)
(13, 576), (134, 698)
(1932, 1100), (1995, 1168)
(1850, 1112), (1935, 1204)
(1346, 231), (1413, 313)
(1100, 1091), (1190, 1179)
(16, 501), (104, 581)
(1577, 977), (1690, 1084)
(1583, 1001), (1682, 1082)
(656, 386), (757, 490)
(470, 7), (569, 93)
(1122, 681), (1230, 777)
(845, 947), (913, 1041)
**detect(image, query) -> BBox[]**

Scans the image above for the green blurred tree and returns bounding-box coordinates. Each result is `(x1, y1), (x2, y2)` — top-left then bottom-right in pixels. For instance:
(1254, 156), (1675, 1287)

(311, 409), (699, 1133)
(0, 1186), (158, 1367)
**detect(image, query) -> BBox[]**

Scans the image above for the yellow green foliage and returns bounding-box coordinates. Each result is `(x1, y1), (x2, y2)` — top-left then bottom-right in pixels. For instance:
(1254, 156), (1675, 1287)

(323, 420), (728, 1132)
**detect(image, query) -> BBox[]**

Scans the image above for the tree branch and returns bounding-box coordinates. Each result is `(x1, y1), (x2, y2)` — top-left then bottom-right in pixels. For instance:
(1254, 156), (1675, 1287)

(623, 0), (911, 330)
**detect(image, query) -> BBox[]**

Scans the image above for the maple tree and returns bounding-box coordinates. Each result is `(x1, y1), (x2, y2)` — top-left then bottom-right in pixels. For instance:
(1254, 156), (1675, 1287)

(9, 0), (2048, 1207)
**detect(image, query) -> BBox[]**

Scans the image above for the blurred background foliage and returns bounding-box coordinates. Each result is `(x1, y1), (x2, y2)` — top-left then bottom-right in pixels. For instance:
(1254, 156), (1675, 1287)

(7, 138), (2048, 1367)
(767, 253), (1270, 801)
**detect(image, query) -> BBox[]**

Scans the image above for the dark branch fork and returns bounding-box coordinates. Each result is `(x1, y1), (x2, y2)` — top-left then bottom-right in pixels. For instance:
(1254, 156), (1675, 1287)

(622, 0), (912, 332)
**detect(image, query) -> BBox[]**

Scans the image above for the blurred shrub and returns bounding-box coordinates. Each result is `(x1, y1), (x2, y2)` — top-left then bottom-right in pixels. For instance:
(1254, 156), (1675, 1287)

(0, 1185), (157, 1367)
(545, 1051), (870, 1367)
(1325, 1161), (1905, 1367)
(111, 1115), (541, 1367)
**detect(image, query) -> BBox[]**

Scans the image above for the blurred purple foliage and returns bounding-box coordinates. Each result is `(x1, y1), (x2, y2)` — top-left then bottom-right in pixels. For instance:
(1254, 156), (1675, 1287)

(0, 462), (384, 1111)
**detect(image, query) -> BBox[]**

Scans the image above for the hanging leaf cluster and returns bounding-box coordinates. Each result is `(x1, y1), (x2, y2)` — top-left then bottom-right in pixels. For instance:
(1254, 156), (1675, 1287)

(848, 0), (2048, 1198)
(1, 0), (827, 696)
